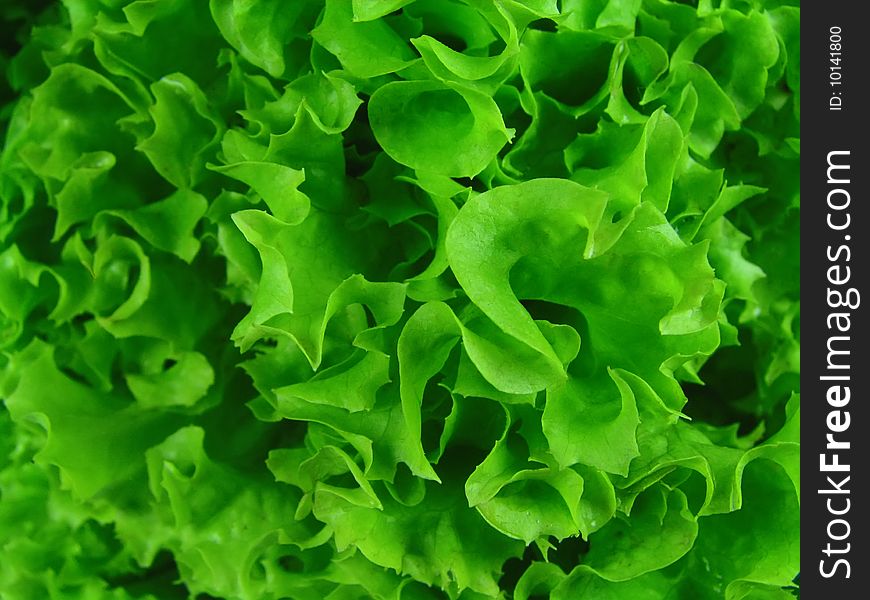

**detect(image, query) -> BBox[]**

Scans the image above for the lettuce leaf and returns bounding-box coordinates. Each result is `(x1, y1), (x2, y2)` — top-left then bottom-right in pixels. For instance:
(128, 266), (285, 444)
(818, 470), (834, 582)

(1, 1), (799, 598)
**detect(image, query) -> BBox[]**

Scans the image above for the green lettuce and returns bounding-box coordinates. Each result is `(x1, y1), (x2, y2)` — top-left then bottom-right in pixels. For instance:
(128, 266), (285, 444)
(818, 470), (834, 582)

(1, 1), (799, 598)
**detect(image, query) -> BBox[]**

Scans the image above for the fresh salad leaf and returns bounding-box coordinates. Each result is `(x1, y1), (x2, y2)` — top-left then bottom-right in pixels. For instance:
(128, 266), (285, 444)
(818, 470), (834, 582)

(0, 1), (799, 598)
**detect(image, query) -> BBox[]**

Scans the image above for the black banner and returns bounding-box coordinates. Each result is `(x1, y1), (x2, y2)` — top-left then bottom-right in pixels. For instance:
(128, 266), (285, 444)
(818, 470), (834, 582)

(803, 2), (869, 596)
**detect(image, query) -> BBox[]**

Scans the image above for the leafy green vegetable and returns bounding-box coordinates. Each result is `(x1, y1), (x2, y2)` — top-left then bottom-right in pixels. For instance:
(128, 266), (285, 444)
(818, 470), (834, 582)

(1, 1), (799, 598)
